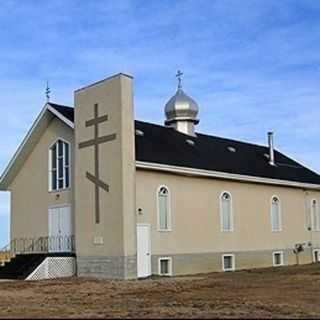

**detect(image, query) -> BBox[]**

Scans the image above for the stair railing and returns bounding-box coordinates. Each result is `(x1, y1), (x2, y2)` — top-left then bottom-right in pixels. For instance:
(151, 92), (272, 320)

(0, 235), (75, 259)
(0, 241), (14, 265)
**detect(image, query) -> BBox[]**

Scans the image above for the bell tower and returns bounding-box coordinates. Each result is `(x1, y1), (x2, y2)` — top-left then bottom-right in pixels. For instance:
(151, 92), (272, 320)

(74, 73), (137, 279)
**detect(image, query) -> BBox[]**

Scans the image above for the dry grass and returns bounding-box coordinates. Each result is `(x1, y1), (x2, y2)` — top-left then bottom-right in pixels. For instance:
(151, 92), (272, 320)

(0, 263), (320, 318)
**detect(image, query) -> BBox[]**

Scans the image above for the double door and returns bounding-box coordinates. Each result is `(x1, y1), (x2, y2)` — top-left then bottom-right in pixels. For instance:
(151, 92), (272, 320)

(48, 206), (73, 252)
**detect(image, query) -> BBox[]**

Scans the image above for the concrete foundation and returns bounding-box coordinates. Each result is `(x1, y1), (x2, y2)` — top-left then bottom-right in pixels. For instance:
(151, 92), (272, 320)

(77, 255), (137, 279)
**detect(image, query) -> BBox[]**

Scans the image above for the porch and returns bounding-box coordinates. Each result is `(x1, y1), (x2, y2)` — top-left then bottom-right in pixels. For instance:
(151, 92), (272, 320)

(0, 236), (75, 280)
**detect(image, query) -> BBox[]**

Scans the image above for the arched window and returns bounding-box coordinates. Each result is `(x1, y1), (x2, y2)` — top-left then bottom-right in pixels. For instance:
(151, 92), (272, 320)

(49, 139), (70, 191)
(311, 200), (320, 231)
(220, 192), (233, 232)
(157, 186), (171, 231)
(271, 196), (281, 231)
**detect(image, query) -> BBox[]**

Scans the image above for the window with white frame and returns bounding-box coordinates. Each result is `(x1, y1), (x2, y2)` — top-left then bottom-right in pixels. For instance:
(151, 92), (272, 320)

(222, 254), (235, 272)
(158, 257), (172, 276)
(273, 251), (284, 266)
(311, 200), (320, 231)
(158, 186), (171, 231)
(313, 249), (320, 263)
(271, 196), (281, 231)
(220, 192), (233, 232)
(49, 139), (70, 191)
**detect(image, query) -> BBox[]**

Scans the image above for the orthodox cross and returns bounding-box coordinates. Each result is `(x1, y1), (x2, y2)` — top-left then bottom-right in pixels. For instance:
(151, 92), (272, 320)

(78, 103), (116, 224)
(45, 81), (51, 102)
(176, 70), (183, 89)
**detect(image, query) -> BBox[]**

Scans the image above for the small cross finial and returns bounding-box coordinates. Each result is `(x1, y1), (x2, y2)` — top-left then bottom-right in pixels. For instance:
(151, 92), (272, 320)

(176, 70), (183, 89)
(45, 81), (51, 103)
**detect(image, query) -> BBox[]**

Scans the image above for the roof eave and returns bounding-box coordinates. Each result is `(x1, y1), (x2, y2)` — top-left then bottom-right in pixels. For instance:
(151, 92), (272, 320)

(47, 104), (74, 129)
(0, 103), (74, 191)
(136, 161), (320, 191)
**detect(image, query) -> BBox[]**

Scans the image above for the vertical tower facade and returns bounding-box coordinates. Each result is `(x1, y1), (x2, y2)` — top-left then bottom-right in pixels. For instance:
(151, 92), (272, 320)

(74, 74), (137, 279)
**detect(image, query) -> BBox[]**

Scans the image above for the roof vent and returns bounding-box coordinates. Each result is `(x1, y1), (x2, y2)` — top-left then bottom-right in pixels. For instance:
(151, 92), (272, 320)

(268, 132), (275, 166)
(186, 139), (195, 146)
(227, 146), (236, 153)
(135, 129), (144, 137)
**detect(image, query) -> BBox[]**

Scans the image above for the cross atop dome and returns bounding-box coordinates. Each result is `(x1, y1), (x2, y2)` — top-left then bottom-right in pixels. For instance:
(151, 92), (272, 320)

(176, 70), (183, 89)
(164, 70), (200, 136)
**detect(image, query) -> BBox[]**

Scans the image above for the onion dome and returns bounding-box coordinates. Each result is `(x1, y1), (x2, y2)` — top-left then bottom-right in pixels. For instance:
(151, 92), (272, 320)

(165, 87), (199, 125)
(164, 71), (199, 136)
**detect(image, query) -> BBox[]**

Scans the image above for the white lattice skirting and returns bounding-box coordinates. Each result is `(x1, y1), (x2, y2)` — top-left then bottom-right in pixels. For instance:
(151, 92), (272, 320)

(26, 257), (76, 280)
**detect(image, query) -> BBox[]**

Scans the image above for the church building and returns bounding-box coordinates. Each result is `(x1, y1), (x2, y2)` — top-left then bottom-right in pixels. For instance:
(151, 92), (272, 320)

(0, 72), (320, 280)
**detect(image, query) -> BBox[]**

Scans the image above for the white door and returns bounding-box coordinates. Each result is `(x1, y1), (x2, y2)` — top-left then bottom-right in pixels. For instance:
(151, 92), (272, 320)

(48, 206), (73, 252)
(137, 224), (151, 278)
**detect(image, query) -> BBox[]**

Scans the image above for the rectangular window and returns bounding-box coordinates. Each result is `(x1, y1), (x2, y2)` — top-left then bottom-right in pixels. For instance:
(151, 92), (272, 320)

(313, 249), (320, 263)
(158, 186), (171, 231)
(158, 257), (172, 276)
(65, 167), (70, 188)
(311, 200), (320, 231)
(222, 254), (235, 272)
(220, 192), (233, 232)
(58, 140), (63, 156)
(65, 143), (69, 166)
(273, 251), (284, 266)
(52, 170), (57, 190)
(159, 196), (168, 229)
(58, 158), (64, 178)
(271, 197), (281, 232)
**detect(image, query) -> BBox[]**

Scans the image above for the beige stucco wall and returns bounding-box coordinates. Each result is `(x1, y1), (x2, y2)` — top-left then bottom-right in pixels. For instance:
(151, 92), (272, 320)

(10, 118), (74, 240)
(136, 169), (320, 261)
(74, 74), (136, 261)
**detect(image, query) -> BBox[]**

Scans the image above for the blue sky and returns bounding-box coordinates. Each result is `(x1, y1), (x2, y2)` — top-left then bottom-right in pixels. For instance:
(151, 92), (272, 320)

(0, 0), (320, 247)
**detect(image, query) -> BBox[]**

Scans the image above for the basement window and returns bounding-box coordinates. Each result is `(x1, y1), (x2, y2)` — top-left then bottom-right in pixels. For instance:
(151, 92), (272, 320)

(222, 254), (235, 272)
(158, 257), (172, 276)
(273, 251), (284, 267)
(313, 249), (320, 263)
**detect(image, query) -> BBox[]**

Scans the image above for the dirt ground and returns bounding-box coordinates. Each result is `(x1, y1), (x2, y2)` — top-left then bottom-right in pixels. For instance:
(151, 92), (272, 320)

(0, 264), (320, 319)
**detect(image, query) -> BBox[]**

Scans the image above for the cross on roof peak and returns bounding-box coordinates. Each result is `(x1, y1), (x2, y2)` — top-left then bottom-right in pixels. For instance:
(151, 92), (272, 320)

(45, 81), (51, 103)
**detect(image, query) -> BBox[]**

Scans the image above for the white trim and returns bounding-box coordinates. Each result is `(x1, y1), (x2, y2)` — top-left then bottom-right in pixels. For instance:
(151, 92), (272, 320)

(0, 105), (47, 188)
(47, 105), (74, 129)
(158, 257), (173, 276)
(219, 191), (234, 232)
(270, 195), (282, 232)
(48, 203), (72, 209)
(272, 251), (284, 266)
(313, 249), (320, 263)
(310, 199), (320, 232)
(48, 140), (52, 192)
(0, 103), (73, 190)
(156, 185), (172, 232)
(222, 254), (235, 272)
(136, 161), (320, 191)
